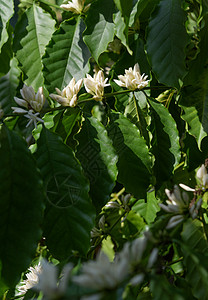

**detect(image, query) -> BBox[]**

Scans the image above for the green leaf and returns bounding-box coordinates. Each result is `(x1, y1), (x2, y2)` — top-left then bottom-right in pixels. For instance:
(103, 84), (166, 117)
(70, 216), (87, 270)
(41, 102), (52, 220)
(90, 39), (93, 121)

(181, 219), (208, 253)
(76, 116), (118, 212)
(181, 220), (208, 299)
(0, 24), (13, 76)
(113, 0), (132, 18)
(179, 70), (208, 149)
(35, 127), (95, 259)
(150, 275), (185, 300)
(0, 57), (21, 114)
(132, 190), (160, 224)
(148, 99), (181, 185)
(0, 125), (44, 287)
(124, 91), (149, 144)
(0, 0), (14, 52)
(184, 20), (208, 86)
(83, 0), (115, 63)
(16, 3), (56, 90)
(113, 10), (132, 54)
(108, 112), (152, 198)
(146, 0), (189, 88)
(43, 17), (90, 93)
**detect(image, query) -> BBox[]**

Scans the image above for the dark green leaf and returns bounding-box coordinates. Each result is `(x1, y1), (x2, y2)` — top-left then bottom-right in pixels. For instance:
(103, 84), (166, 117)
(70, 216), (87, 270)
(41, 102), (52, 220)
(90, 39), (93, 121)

(76, 116), (118, 212)
(43, 17), (90, 93)
(108, 112), (152, 198)
(146, 0), (189, 88)
(0, 58), (21, 114)
(0, 125), (44, 287)
(35, 127), (95, 259)
(149, 99), (181, 186)
(179, 70), (208, 149)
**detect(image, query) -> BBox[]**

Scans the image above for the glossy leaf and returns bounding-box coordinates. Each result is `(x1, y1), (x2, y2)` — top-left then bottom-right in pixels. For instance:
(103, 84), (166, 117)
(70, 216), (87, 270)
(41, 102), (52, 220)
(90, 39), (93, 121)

(83, 0), (115, 63)
(0, 0), (14, 52)
(35, 127), (95, 259)
(113, 0), (132, 18)
(0, 125), (44, 287)
(43, 17), (90, 93)
(146, 0), (189, 88)
(0, 58), (21, 114)
(108, 112), (152, 198)
(149, 99), (181, 185)
(16, 3), (55, 90)
(76, 116), (118, 212)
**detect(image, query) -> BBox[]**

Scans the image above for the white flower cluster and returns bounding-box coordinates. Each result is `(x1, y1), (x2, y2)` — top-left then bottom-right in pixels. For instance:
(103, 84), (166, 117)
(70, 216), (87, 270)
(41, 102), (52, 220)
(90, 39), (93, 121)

(61, 0), (91, 15)
(12, 84), (46, 128)
(159, 185), (189, 229)
(114, 63), (149, 90)
(17, 259), (72, 299)
(12, 64), (149, 128)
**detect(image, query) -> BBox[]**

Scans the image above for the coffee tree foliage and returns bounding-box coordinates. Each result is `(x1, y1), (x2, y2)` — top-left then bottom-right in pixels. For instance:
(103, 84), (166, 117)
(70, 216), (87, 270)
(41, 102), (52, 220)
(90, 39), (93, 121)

(1, 0), (208, 299)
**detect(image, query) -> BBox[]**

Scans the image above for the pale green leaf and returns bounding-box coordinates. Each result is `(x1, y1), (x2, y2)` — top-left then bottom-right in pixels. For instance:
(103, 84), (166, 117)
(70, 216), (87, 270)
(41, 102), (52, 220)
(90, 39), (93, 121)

(83, 0), (115, 63)
(0, 0), (14, 52)
(146, 0), (189, 88)
(16, 3), (56, 90)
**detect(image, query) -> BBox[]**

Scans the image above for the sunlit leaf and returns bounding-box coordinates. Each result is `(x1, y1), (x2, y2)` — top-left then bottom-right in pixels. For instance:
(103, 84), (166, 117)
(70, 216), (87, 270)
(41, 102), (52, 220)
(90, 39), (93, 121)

(16, 3), (56, 90)
(43, 17), (90, 93)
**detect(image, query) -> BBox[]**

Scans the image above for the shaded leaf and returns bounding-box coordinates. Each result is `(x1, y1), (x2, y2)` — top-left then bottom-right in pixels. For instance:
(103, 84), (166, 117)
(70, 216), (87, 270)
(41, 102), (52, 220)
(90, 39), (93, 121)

(43, 17), (90, 93)
(35, 127), (95, 259)
(149, 99), (181, 186)
(179, 70), (208, 149)
(76, 116), (118, 212)
(0, 125), (44, 287)
(108, 112), (152, 198)
(146, 0), (189, 88)
(0, 57), (21, 114)
(16, 3), (56, 90)
(83, 0), (115, 63)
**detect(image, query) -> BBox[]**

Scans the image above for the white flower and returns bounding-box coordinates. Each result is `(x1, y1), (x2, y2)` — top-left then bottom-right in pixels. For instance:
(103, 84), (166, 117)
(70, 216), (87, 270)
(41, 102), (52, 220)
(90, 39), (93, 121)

(17, 263), (42, 296)
(84, 70), (109, 101)
(159, 185), (189, 214)
(14, 84), (46, 112)
(35, 259), (73, 299)
(61, 0), (90, 14)
(73, 252), (129, 291)
(114, 63), (149, 90)
(24, 110), (44, 128)
(196, 164), (208, 187)
(50, 78), (83, 107)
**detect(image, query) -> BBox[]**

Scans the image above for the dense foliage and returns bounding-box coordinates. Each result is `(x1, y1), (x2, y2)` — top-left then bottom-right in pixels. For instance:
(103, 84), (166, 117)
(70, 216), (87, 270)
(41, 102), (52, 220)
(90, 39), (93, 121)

(1, 0), (208, 299)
